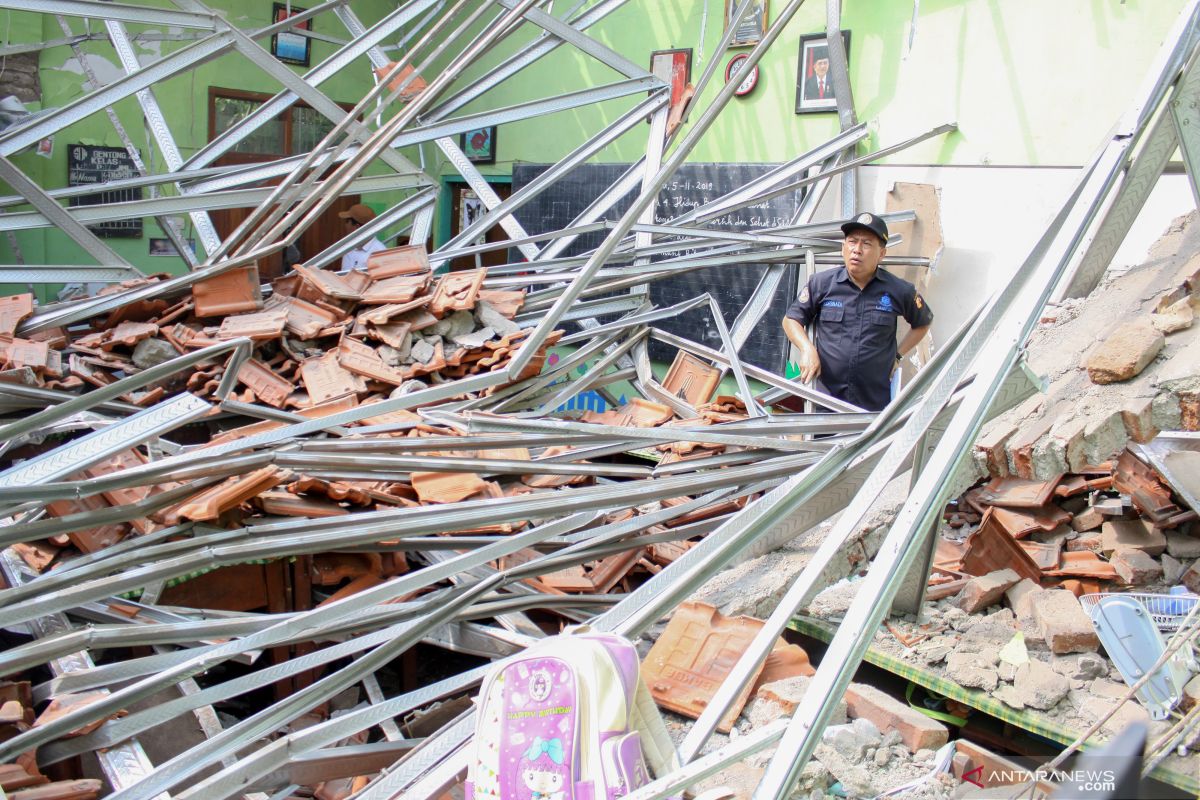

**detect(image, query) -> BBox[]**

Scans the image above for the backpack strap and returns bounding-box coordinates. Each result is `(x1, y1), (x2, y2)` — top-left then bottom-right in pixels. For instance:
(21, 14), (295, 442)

(629, 675), (680, 780)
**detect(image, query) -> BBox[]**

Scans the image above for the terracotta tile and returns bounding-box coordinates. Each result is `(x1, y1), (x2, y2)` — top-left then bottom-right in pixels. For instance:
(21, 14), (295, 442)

(410, 470), (489, 504)
(642, 601), (768, 733)
(267, 295), (342, 339)
(961, 507), (1042, 582)
(0, 293), (34, 336)
(372, 62), (428, 99)
(648, 539), (692, 565)
(45, 496), (126, 553)
(337, 336), (408, 386)
(12, 540), (59, 573)
(174, 466), (287, 521)
(366, 243), (431, 279)
(477, 289), (525, 318)
(369, 320), (412, 348)
(1112, 448), (1185, 526)
(311, 552), (382, 586)
(217, 308), (287, 342)
(1018, 540), (1061, 571)
(237, 359), (295, 408)
(429, 269), (485, 317)
(627, 398), (676, 426)
(28, 326), (68, 349)
(662, 351), (721, 406)
(192, 266), (262, 318)
(989, 505), (1071, 539)
(359, 300), (435, 327)
(1053, 475), (1090, 498)
(1043, 550), (1119, 580)
(0, 338), (49, 372)
(341, 269), (373, 294)
(360, 274), (431, 305)
(540, 564), (594, 592)
(1050, 578), (1104, 597)
(204, 395), (359, 449)
(354, 404), (424, 429)
(33, 691), (113, 737)
(317, 573), (384, 606)
(300, 351), (366, 405)
(294, 265), (362, 302)
(749, 642), (816, 693)
(587, 547), (644, 593)
(661, 496), (741, 527)
(976, 475), (1063, 508)
(84, 450), (160, 535)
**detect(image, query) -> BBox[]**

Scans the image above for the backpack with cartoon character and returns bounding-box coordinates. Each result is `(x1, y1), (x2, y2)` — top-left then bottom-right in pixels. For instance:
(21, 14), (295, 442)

(466, 628), (678, 800)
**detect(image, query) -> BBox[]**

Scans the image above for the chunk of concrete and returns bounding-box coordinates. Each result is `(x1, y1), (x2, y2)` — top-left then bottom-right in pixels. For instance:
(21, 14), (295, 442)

(1165, 529), (1200, 559)
(1086, 321), (1164, 384)
(1070, 506), (1104, 532)
(844, 682), (949, 753)
(1151, 295), (1195, 333)
(1180, 561), (1200, 594)
(132, 337), (178, 369)
(1110, 548), (1163, 585)
(955, 568), (1021, 614)
(1051, 653), (1108, 681)
(1032, 590), (1100, 653)
(1013, 659), (1070, 710)
(1100, 519), (1166, 557)
(1161, 553), (1186, 585)
(946, 651), (1000, 691)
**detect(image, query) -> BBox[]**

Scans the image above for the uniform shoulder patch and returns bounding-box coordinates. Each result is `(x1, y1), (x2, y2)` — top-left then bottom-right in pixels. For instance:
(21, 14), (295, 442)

(798, 285), (810, 303)
(915, 294), (924, 309)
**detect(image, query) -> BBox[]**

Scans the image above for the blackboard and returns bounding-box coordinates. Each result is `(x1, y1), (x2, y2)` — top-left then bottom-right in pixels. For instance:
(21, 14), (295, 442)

(68, 144), (142, 238)
(511, 163), (801, 372)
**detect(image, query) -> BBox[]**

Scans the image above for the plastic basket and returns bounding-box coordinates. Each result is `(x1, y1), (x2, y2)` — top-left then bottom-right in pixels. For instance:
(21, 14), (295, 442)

(1080, 592), (1199, 631)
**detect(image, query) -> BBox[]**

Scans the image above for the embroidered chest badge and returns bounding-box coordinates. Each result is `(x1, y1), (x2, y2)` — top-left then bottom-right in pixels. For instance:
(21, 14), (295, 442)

(875, 294), (895, 312)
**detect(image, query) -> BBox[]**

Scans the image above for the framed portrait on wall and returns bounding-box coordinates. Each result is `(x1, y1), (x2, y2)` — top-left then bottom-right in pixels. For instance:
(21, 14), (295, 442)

(795, 31), (850, 114)
(461, 126), (497, 163)
(271, 3), (312, 67)
(724, 0), (768, 48)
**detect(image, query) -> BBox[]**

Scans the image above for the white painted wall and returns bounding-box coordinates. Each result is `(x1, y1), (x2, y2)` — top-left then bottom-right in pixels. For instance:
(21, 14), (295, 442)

(815, 167), (1195, 351)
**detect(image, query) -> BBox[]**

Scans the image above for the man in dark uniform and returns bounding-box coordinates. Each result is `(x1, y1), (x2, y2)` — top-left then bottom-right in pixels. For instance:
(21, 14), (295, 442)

(782, 212), (933, 412)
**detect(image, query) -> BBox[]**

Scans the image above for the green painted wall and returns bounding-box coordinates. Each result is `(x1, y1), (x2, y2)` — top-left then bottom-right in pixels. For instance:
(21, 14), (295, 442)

(0, 0), (401, 280)
(0, 0), (1189, 275)
(424, 0), (1184, 177)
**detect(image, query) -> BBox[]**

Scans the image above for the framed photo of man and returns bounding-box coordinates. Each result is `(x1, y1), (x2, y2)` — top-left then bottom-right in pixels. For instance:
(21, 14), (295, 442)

(795, 31), (851, 114)
(724, 0), (768, 47)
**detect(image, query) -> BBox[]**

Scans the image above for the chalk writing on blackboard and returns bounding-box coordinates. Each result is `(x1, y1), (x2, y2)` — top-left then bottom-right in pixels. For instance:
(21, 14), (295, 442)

(512, 163), (801, 372)
(67, 144), (143, 238)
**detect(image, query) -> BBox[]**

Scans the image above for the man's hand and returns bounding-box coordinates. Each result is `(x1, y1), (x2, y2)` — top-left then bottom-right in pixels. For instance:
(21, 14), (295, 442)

(798, 348), (821, 383)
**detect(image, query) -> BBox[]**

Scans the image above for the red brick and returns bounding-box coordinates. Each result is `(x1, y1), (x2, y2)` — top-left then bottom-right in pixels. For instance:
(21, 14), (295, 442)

(1086, 322), (1164, 384)
(844, 682), (948, 752)
(1110, 548), (1163, 585)
(955, 568), (1020, 614)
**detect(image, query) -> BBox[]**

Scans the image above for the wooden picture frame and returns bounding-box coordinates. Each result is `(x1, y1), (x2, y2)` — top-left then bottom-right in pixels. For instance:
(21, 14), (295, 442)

(724, 0), (768, 48)
(460, 126), (497, 164)
(795, 31), (851, 114)
(650, 48), (693, 124)
(271, 3), (312, 67)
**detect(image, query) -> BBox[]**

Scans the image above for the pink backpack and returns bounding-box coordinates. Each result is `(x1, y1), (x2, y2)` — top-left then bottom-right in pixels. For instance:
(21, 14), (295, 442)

(466, 629), (678, 800)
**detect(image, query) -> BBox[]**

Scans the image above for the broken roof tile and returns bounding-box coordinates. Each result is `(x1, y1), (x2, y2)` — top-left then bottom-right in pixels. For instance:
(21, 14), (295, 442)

(410, 470), (489, 504)
(237, 359), (295, 408)
(476, 289), (525, 318)
(1043, 550), (1119, 580)
(360, 274), (431, 305)
(0, 293), (34, 336)
(642, 601), (768, 733)
(662, 351), (721, 407)
(429, 269), (485, 318)
(976, 475), (1063, 508)
(192, 266), (263, 318)
(294, 264), (362, 302)
(366, 243), (431, 279)
(174, 466), (288, 521)
(337, 337), (408, 385)
(300, 351), (366, 405)
(216, 307), (287, 342)
(961, 507), (1043, 583)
